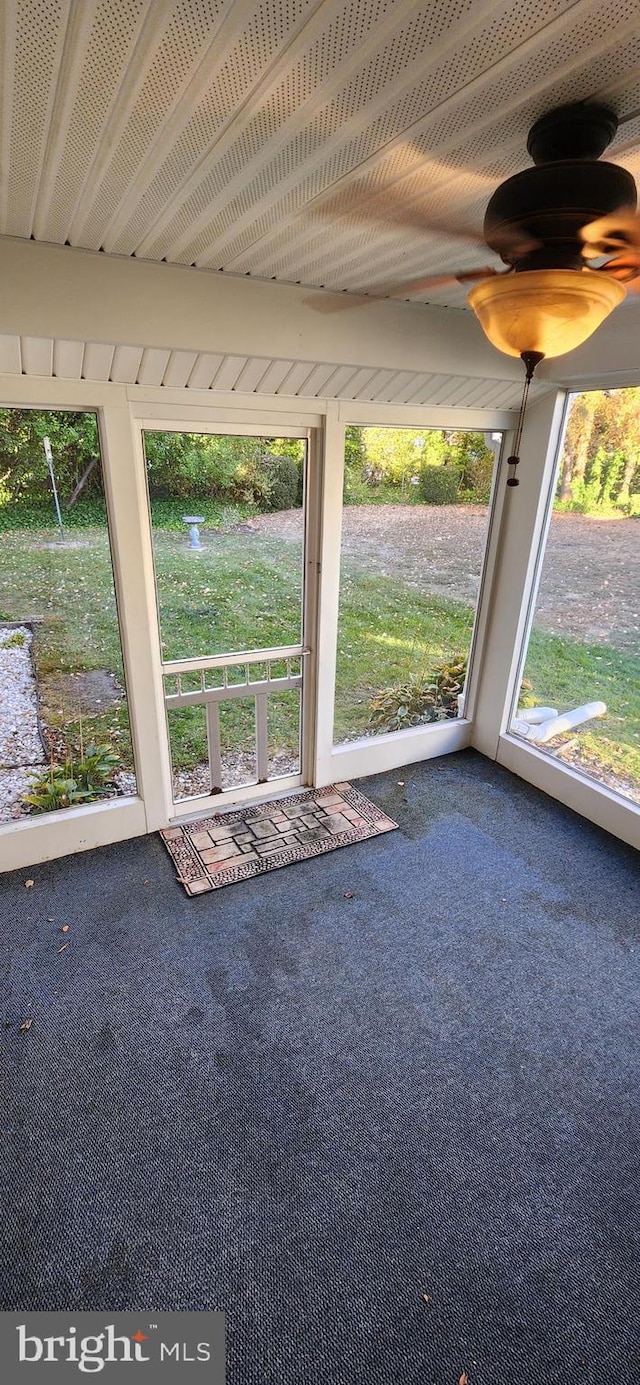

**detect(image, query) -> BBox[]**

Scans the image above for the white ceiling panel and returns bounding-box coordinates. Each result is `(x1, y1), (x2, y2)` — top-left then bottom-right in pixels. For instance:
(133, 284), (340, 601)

(161, 349), (199, 387)
(1, 1), (638, 303)
(187, 353), (226, 389)
(0, 337), (22, 374)
(81, 341), (116, 380)
(110, 344), (145, 383)
(53, 339), (85, 378)
(136, 348), (172, 386)
(0, 333), (550, 411)
(1, 0), (639, 380)
(20, 336), (54, 376)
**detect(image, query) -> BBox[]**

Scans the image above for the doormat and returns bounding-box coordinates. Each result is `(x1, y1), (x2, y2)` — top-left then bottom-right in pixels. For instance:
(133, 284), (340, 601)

(160, 783), (398, 895)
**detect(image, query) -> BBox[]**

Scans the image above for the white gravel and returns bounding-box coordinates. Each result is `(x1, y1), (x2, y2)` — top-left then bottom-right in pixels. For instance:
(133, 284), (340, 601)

(0, 625), (47, 823)
(0, 627), (45, 769)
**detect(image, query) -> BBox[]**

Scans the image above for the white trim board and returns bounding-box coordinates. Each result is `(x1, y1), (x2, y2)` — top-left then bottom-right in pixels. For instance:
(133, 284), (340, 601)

(497, 735), (640, 852)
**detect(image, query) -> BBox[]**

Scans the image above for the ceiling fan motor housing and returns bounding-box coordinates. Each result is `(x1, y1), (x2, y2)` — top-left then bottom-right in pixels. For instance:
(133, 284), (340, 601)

(484, 103), (637, 271)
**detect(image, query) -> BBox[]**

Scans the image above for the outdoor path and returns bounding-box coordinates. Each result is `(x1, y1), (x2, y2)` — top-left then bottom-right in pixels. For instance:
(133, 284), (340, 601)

(253, 504), (640, 652)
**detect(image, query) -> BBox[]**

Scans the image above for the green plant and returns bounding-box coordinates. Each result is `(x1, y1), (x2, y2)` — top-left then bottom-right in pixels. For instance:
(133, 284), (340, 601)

(430, 654), (467, 711)
(369, 654), (467, 732)
(23, 742), (120, 814)
(369, 673), (441, 732)
(419, 465), (460, 505)
(1, 629), (26, 647)
(258, 453), (301, 511)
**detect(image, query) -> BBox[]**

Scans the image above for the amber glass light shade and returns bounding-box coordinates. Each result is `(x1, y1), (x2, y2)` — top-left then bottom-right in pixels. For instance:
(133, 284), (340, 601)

(467, 268), (625, 359)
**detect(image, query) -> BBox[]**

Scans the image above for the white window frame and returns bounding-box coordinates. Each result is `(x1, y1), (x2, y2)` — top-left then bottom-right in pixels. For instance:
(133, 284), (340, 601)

(0, 375), (520, 869)
(313, 401), (507, 785)
(474, 387), (640, 852)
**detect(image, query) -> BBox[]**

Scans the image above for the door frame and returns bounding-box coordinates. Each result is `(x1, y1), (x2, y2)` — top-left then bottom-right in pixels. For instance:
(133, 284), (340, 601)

(133, 408), (323, 820)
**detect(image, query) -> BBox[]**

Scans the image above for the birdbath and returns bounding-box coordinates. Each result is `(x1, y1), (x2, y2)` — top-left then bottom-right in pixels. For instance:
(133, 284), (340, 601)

(182, 515), (205, 549)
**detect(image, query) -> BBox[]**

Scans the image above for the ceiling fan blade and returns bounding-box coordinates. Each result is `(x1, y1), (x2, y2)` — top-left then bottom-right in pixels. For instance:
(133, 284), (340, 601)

(598, 250), (640, 282)
(303, 265), (501, 314)
(581, 210), (640, 259)
(309, 185), (489, 245)
(383, 266), (501, 295)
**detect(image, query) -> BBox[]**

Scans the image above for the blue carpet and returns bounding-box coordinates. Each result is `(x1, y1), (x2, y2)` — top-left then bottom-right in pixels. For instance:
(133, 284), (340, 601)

(1, 751), (638, 1384)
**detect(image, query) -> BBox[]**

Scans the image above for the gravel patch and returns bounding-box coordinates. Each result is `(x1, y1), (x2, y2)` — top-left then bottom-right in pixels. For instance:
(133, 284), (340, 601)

(173, 750), (299, 802)
(0, 767), (39, 820)
(0, 626), (46, 771)
(0, 625), (48, 825)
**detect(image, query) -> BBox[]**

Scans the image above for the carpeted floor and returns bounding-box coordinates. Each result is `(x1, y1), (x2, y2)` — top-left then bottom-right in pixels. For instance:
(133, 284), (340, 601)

(1, 750), (638, 1384)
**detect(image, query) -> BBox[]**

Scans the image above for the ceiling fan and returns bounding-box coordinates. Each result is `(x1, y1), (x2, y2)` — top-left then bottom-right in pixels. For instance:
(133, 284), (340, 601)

(313, 103), (640, 371)
(412, 102), (640, 367)
(312, 103), (640, 488)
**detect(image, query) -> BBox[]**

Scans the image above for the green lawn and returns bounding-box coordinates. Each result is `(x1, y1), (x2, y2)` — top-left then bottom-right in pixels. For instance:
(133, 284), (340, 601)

(1, 513), (638, 799)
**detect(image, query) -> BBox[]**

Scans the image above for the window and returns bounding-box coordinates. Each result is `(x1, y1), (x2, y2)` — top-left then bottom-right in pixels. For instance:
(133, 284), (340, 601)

(0, 409), (136, 821)
(333, 425), (500, 745)
(512, 389), (640, 805)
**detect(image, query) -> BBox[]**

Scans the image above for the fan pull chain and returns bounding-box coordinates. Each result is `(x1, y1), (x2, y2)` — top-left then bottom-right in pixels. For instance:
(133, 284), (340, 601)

(506, 350), (545, 487)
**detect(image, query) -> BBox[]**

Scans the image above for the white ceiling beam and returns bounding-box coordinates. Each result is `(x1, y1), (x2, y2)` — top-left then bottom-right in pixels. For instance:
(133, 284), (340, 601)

(3, 235), (638, 388)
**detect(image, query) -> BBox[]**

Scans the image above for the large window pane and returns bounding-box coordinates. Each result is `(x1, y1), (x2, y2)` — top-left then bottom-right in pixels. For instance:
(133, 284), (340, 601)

(0, 409), (136, 822)
(514, 388), (640, 804)
(143, 432), (306, 662)
(333, 426), (500, 744)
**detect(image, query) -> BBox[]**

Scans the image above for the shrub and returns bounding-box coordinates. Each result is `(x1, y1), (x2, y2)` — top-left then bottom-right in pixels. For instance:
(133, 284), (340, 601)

(369, 655), (467, 732)
(420, 465), (460, 505)
(256, 453), (300, 511)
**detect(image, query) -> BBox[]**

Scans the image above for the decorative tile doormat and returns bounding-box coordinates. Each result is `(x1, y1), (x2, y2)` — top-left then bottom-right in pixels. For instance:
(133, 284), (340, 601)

(160, 783), (398, 895)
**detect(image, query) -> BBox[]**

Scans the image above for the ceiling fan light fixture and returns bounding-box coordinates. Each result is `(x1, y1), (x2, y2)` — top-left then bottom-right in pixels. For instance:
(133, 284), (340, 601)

(467, 267), (625, 360)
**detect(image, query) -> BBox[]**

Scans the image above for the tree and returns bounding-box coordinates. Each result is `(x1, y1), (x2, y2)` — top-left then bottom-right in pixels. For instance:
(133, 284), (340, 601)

(557, 388), (640, 510)
(0, 410), (100, 507)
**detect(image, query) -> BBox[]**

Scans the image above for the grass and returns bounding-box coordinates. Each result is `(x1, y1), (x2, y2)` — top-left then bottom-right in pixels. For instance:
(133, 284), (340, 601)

(523, 629), (640, 789)
(334, 566), (474, 741)
(0, 508), (638, 800)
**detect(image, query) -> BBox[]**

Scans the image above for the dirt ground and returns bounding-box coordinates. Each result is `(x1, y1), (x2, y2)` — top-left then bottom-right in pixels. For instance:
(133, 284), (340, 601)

(252, 504), (640, 652)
